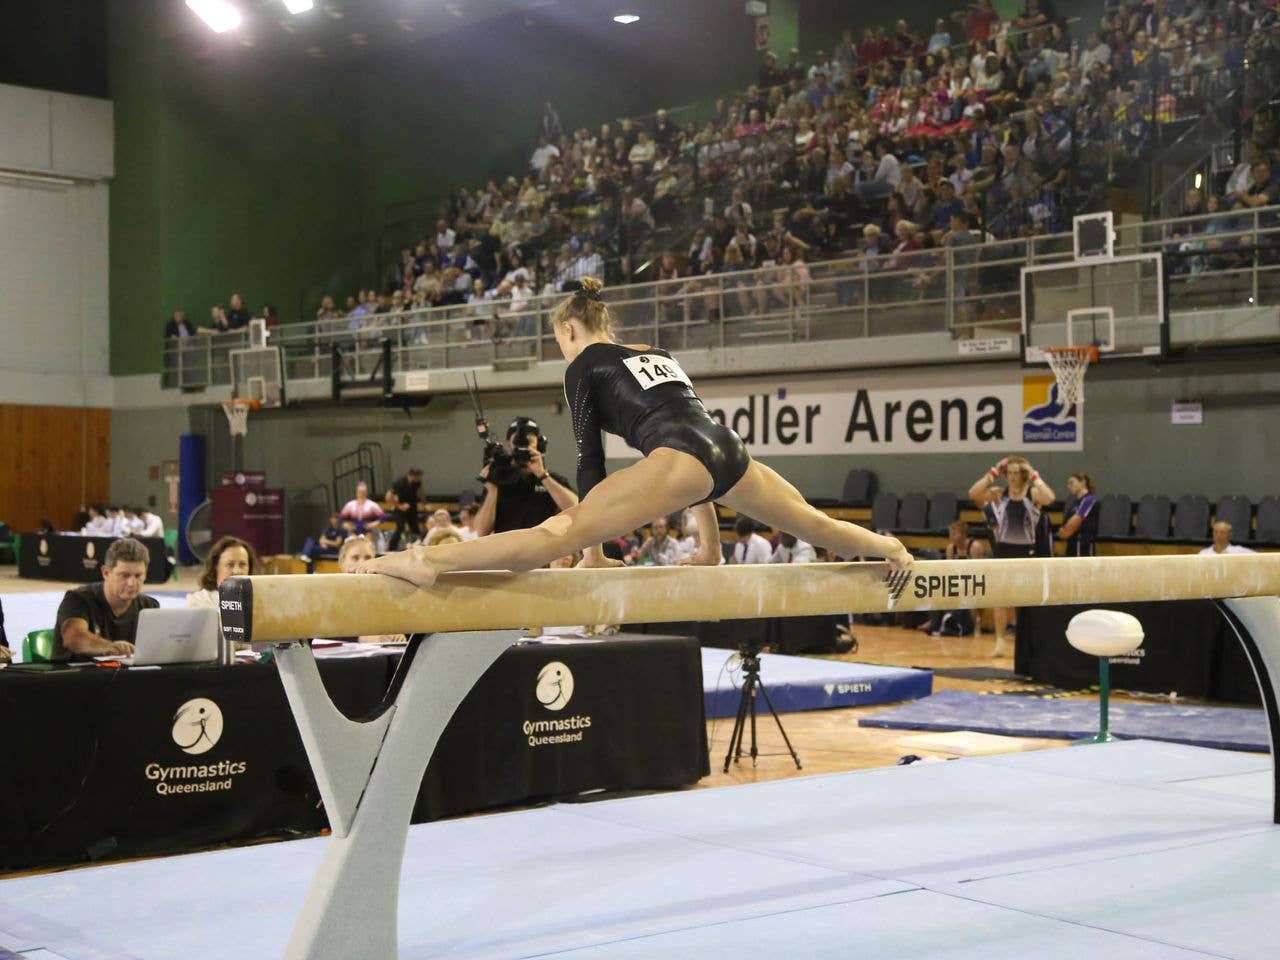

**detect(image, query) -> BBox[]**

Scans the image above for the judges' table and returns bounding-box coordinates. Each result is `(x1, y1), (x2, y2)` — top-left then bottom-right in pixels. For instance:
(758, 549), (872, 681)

(18, 532), (169, 583)
(0, 634), (706, 871)
(1016, 600), (1260, 705)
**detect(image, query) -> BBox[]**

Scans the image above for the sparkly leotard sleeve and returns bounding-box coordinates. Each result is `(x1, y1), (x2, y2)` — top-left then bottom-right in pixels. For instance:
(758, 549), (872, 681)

(563, 342), (751, 503)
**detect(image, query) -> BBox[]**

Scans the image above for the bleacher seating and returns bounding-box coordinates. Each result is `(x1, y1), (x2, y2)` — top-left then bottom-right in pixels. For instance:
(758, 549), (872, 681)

(1214, 496), (1253, 539)
(897, 493), (930, 532)
(1097, 494), (1134, 539)
(1171, 495), (1211, 541)
(1257, 497), (1280, 543)
(840, 469), (876, 508)
(870, 492), (899, 533)
(926, 493), (958, 533)
(1134, 495), (1173, 540)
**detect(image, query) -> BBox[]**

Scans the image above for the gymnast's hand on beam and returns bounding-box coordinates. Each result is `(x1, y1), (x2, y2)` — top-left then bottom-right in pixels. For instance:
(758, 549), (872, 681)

(353, 549), (441, 588)
(883, 537), (913, 571)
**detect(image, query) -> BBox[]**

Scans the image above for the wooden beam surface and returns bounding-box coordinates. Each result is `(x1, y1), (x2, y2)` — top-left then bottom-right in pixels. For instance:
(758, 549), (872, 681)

(219, 554), (1280, 643)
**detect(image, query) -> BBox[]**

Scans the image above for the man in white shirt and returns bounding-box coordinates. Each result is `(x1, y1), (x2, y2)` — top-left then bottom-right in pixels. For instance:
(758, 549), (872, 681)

(1199, 521), (1254, 555)
(1079, 31), (1111, 75)
(730, 516), (772, 564)
(770, 532), (816, 563)
(138, 506), (164, 538)
(434, 218), (456, 251)
(634, 516), (682, 566)
(529, 135), (560, 174)
(855, 140), (901, 198)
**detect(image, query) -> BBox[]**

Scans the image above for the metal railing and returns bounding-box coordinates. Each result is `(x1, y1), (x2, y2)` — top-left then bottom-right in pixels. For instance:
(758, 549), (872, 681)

(162, 206), (1280, 390)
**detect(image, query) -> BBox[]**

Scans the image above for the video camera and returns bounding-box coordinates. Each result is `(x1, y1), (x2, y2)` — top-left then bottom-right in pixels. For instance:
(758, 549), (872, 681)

(467, 374), (548, 487)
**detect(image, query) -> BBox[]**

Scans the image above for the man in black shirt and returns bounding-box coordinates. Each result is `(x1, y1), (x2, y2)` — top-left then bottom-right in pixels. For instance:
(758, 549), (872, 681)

(474, 417), (578, 535)
(387, 467), (425, 549)
(53, 538), (159, 662)
(224, 292), (251, 331)
(164, 309), (193, 339)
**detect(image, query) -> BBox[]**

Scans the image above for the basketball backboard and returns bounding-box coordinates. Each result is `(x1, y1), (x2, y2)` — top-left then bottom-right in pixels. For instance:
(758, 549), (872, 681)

(1021, 252), (1167, 365)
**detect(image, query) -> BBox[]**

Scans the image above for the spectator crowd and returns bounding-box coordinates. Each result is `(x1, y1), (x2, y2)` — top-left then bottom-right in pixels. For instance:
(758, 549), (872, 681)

(163, 0), (1280, 346)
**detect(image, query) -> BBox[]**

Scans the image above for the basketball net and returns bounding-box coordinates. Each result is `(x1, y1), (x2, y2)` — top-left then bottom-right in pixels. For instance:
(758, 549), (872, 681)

(1043, 346), (1097, 407)
(222, 399), (258, 438)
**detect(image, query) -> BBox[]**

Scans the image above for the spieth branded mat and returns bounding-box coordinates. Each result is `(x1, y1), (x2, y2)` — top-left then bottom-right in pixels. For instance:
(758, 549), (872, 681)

(1, 740), (1275, 959)
(860, 688), (1271, 752)
(701, 649), (932, 719)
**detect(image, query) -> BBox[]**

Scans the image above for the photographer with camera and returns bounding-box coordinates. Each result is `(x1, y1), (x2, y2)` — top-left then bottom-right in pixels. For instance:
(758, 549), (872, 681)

(473, 416), (578, 536)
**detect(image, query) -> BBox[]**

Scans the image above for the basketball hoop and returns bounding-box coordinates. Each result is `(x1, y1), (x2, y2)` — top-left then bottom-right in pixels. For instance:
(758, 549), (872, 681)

(222, 398), (260, 438)
(1043, 346), (1098, 407)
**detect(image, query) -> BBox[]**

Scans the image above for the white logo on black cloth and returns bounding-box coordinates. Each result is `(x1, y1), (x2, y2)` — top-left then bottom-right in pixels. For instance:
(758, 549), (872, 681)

(171, 698), (224, 755)
(536, 662), (574, 711)
(85, 541), (96, 559)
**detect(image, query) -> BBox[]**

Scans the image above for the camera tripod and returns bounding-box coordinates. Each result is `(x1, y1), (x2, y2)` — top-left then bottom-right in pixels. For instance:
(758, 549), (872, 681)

(722, 645), (802, 773)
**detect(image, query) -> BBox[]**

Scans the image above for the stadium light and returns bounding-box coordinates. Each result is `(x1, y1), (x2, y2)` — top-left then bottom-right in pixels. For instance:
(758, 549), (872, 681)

(613, 13), (640, 24)
(283, 0), (314, 12)
(186, 0), (242, 33)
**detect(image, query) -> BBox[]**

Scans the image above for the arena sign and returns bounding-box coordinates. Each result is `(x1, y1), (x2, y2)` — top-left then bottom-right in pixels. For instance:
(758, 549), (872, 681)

(604, 373), (1081, 456)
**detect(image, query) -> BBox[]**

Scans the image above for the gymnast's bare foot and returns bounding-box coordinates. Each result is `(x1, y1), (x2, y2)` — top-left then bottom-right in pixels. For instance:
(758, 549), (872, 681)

(355, 549), (441, 588)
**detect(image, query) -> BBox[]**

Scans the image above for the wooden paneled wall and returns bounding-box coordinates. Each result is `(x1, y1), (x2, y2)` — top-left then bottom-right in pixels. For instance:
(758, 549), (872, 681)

(0, 405), (111, 532)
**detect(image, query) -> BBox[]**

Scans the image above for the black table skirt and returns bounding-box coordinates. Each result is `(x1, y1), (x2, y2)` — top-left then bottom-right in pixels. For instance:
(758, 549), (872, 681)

(1016, 601), (1260, 705)
(0, 634), (706, 870)
(18, 533), (170, 583)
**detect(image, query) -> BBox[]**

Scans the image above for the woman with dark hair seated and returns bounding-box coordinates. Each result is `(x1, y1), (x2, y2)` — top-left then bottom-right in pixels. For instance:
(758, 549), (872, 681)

(186, 536), (258, 611)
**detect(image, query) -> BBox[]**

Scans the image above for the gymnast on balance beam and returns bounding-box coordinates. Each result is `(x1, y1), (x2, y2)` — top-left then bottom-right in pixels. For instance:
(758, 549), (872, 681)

(357, 277), (912, 587)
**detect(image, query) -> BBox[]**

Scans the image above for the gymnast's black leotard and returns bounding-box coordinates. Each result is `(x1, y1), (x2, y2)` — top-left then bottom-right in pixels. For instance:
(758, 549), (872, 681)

(563, 342), (751, 502)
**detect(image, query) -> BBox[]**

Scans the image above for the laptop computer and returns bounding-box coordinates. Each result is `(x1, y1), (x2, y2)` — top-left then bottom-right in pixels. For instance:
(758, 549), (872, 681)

(96, 607), (222, 666)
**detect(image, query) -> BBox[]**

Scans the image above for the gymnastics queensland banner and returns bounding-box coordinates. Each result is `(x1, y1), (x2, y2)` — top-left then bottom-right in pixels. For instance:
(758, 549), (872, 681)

(604, 370), (1081, 457)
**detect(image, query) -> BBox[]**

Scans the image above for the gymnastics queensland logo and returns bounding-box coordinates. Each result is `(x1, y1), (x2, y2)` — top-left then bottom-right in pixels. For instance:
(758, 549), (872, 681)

(172, 698), (224, 754)
(143, 697), (248, 797)
(522, 662), (592, 748)
(1021, 374), (1080, 446)
(535, 661), (574, 711)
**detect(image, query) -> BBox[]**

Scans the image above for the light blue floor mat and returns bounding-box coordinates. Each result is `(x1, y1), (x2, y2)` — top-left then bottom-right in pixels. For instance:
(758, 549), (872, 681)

(1, 740), (1274, 959)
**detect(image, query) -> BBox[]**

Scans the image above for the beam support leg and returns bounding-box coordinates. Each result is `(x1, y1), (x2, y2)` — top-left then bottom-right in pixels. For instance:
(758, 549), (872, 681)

(276, 631), (522, 960)
(1218, 597), (1280, 824)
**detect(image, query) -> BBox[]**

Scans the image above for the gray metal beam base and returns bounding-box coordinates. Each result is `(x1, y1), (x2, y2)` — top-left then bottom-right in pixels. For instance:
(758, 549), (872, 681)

(274, 631), (522, 960)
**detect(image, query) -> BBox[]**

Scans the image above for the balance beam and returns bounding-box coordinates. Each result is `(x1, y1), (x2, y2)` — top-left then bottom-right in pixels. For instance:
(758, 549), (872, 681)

(215, 554), (1280, 960)
(218, 554), (1280, 644)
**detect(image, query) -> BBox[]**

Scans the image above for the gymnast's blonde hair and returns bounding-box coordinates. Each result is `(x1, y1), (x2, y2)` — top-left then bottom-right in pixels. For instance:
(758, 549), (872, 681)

(551, 277), (616, 339)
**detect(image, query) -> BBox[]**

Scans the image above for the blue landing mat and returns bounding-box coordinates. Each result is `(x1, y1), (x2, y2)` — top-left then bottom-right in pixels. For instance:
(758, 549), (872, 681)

(860, 688), (1271, 752)
(1, 741), (1274, 959)
(701, 649), (931, 718)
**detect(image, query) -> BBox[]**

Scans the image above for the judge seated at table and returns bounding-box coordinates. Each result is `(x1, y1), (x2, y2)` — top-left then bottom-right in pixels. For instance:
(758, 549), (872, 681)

(53, 538), (159, 662)
(186, 536), (258, 610)
(1199, 521), (1255, 556)
(337, 537), (406, 644)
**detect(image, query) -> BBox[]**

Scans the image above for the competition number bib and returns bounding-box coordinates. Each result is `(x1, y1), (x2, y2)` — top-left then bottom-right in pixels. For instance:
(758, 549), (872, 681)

(621, 354), (693, 391)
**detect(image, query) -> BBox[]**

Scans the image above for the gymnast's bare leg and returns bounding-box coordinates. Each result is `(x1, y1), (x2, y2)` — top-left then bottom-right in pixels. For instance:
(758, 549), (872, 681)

(357, 449), (909, 587)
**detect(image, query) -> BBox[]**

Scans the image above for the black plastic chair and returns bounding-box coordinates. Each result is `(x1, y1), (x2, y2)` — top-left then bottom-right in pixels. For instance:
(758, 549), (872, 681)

(1256, 497), (1280, 543)
(927, 492), (958, 532)
(1096, 494), (1133, 538)
(1134, 494), (1172, 540)
(870, 492), (899, 532)
(1214, 496), (1253, 539)
(1171, 494), (1210, 540)
(897, 492), (929, 530)
(840, 469), (876, 507)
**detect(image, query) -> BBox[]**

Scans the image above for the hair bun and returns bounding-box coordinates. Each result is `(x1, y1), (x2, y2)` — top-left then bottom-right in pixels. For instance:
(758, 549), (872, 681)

(577, 277), (605, 301)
